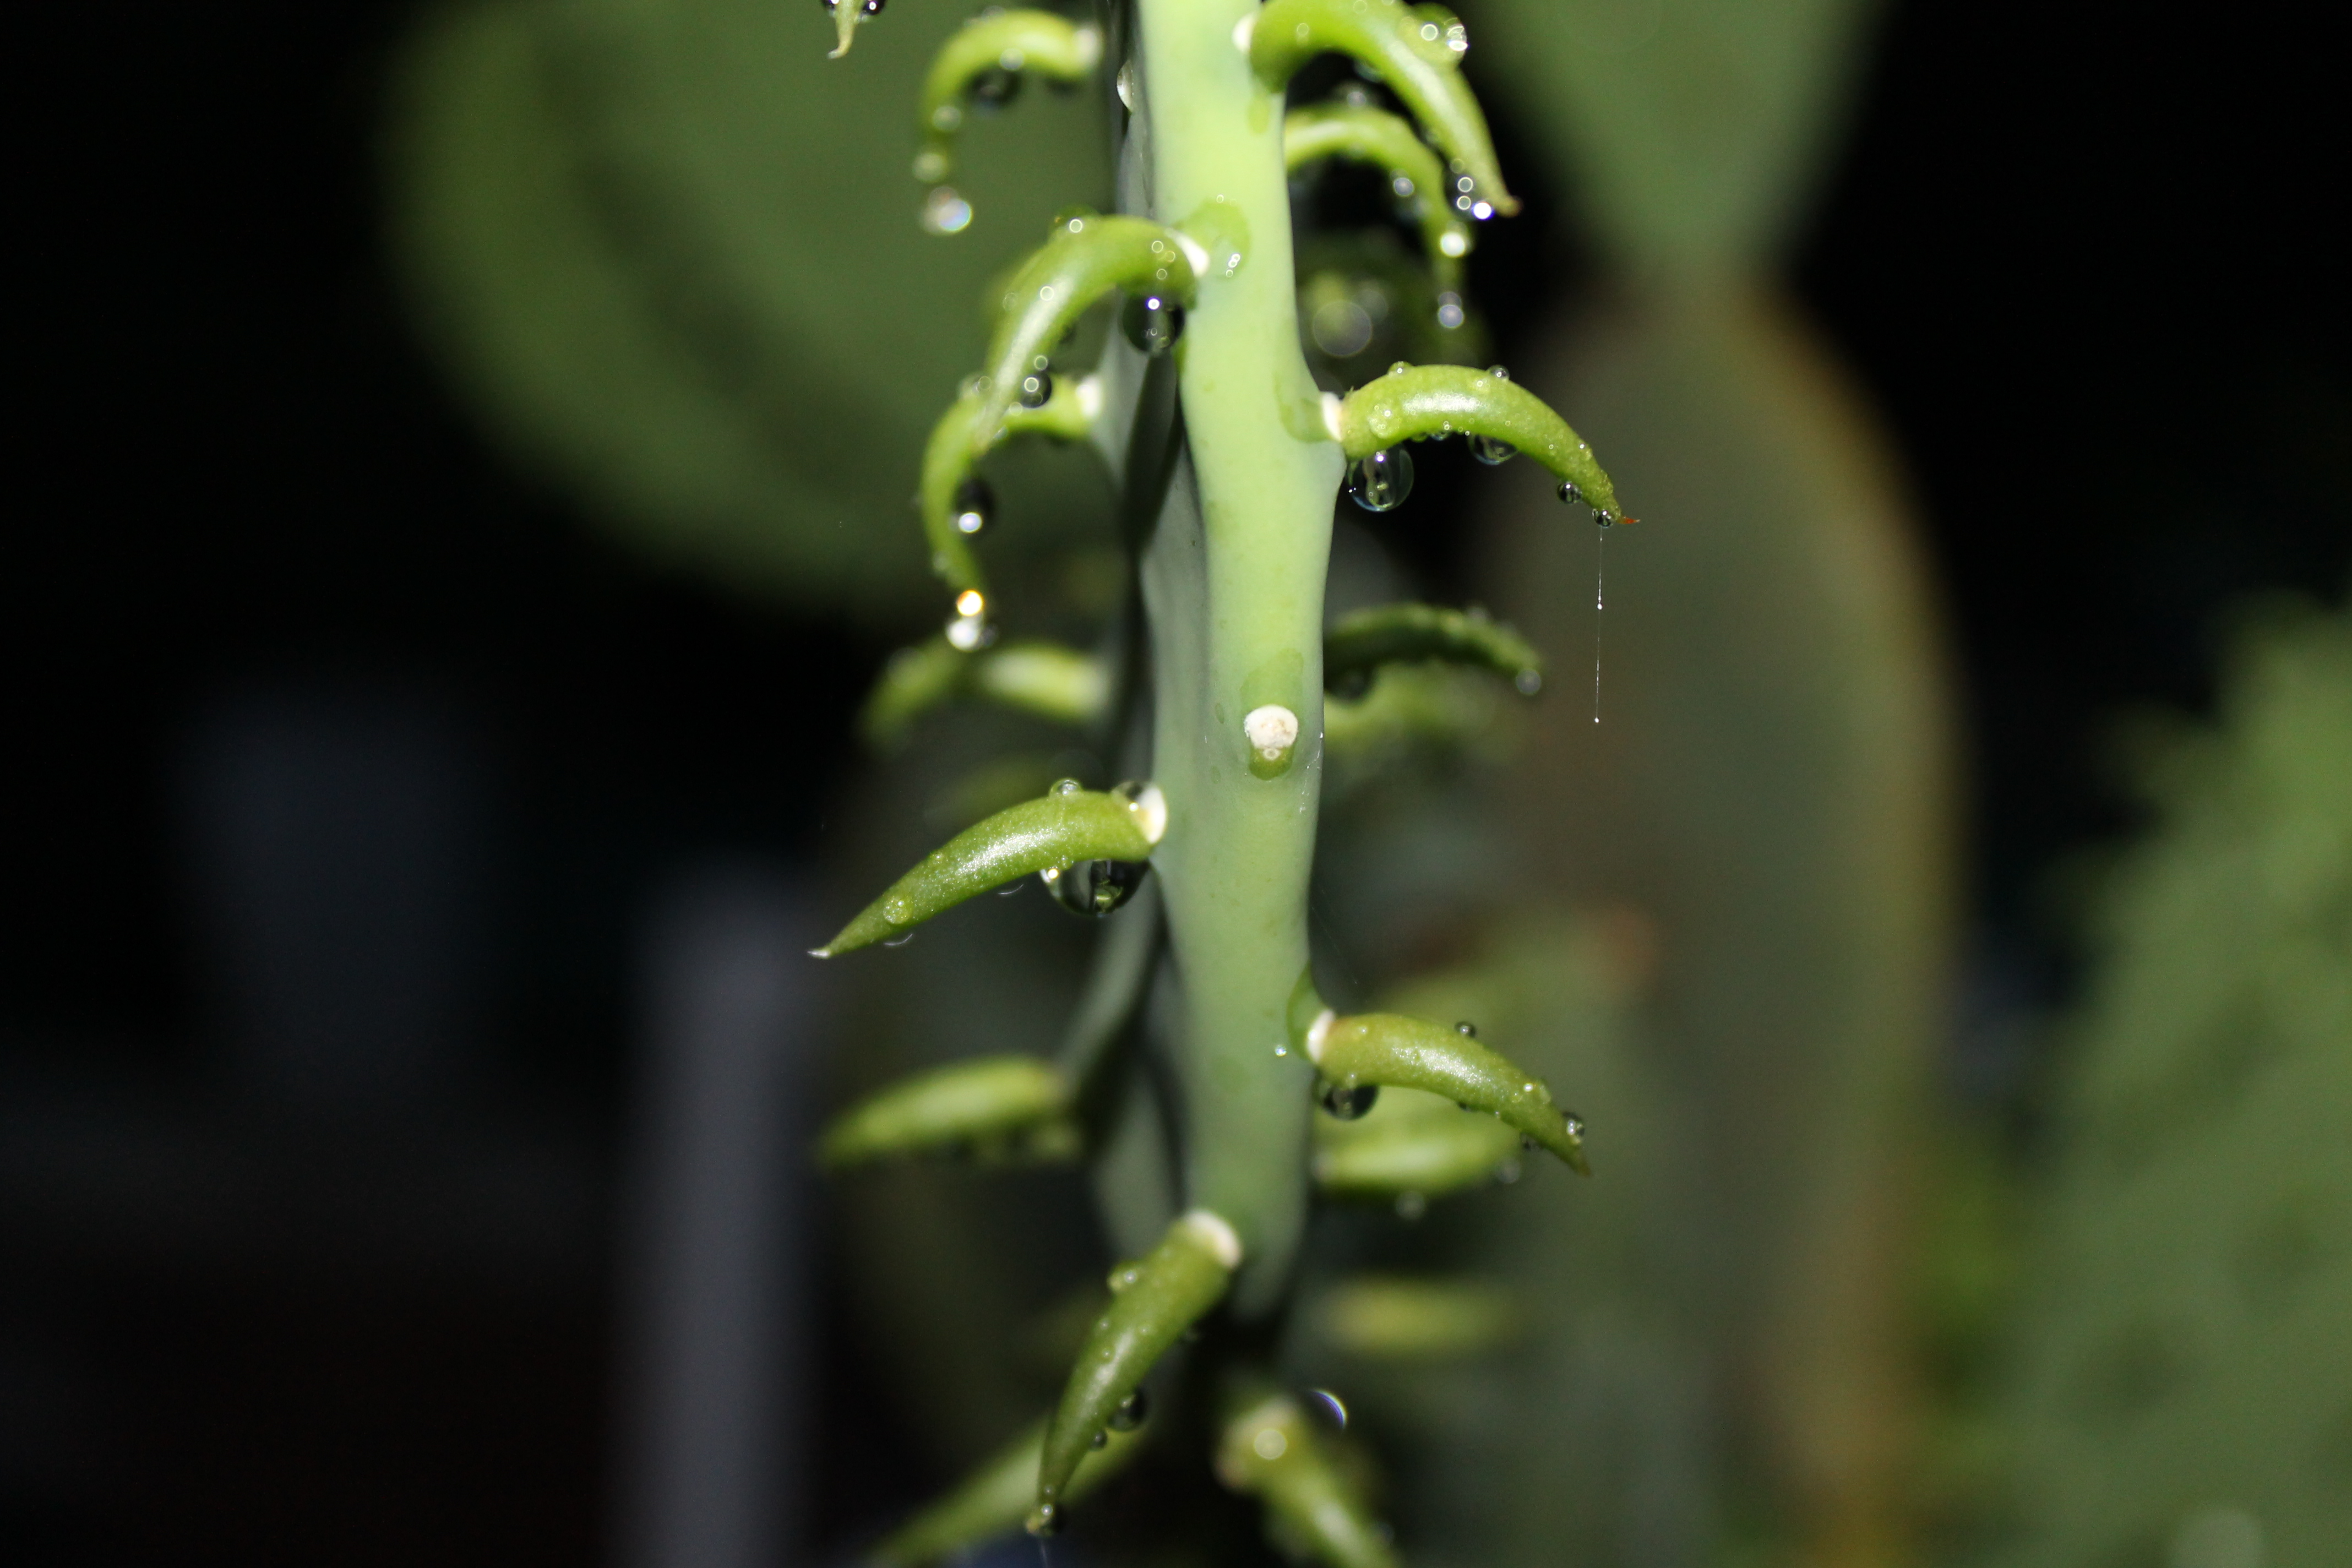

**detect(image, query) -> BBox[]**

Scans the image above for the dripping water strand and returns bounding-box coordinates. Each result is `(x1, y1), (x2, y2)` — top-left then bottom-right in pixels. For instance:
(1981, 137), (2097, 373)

(1592, 523), (1607, 723)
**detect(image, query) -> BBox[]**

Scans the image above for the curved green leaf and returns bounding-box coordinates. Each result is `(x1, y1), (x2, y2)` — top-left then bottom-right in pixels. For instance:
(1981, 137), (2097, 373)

(974, 216), (1199, 453)
(919, 373), (1099, 596)
(1213, 1389), (1400, 1568)
(1294, 1005), (1589, 1173)
(871, 1412), (1147, 1567)
(862, 635), (1109, 749)
(819, 1054), (1079, 1169)
(817, 782), (1166, 956)
(1033, 1210), (1240, 1532)
(1250, 0), (1515, 217)
(1284, 102), (1470, 286)
(916, 10), (1103, 183)
(1336, 363), (1630, 521)
(1308, 1275), (1524, 1360)
(1324, 602), (1542, 694)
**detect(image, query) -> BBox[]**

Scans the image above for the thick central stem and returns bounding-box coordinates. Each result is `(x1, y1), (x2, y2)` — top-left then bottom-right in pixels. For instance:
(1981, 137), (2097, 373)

(1133, 0), (1342, 1311)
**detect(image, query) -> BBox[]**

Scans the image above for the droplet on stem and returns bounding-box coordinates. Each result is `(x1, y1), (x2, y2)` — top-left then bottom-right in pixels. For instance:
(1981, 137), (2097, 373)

(1107, 1387), (1150, 1431)
(1468, 434), (1515, 465)
(1047, 858), (1150, 917)
(969, 66), (1021, 111)
(1120, 292), (1185, 355)
(952, 476), (992, 535)
(1318, 1080), (1379, 1120)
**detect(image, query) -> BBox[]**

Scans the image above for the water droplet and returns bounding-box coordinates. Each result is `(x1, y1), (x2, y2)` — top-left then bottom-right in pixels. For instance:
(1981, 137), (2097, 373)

(945, 611), (990, 651)
(1017, 368), (1054, 408)
(1051, 204), (1097, 235)
(1395, 1190), (1427, 1221)
(1556, 479), (1583, 507)
(1108, 1387), (1149, 1431)
(1115, 60), (1136, 111)
(1050, 858), (1150, 917)
(1050, 776), (1084, 796)
(1302, 1388), (1348, 1430)
(1319, 1081), (1379, 1120)
(1434, 290), (1466, 330)
(1120, 292), (1185, 355)
(1027, 1501), (1060, 1537)
(1107, 1263), (1141, 1292)
(1391, 174), (1415, 199)
(1437, 228), (1470, 258)
(1471, 200), (1494, 221)
(970, 66), (1021, 111)
(1513, 668), (1542, 695)
(1486, 364), (1510, 380)
(882, 932), (916, 948)
(861, 0), (884, 13)
(1387, 360), (1410, 375)
(1468, 434), (1515, 465)
(1562, 1114), (1585, 1140)
(1089, 1430), (1108, 1450)
(1455, 1020), (1477, 1036)
(1310, 297), (1374, 358)
(920, 186), (972, 235)
(1346, 447), (1413, 512)
(911, 148), (949, 182)
(1251, 1427), (1288, 1462)
(952, 476), (992, 535)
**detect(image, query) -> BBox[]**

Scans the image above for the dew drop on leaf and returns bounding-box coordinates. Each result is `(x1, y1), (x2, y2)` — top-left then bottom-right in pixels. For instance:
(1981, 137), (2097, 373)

(1346, 448), (1413, 512)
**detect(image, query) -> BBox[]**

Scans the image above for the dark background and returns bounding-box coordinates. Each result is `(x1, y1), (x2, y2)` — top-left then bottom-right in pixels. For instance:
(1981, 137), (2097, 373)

(4, 2), (2344, 1562)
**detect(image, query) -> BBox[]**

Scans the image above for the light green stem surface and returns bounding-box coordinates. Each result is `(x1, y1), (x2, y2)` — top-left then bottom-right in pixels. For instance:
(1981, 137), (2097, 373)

(1135, 0), (1343, 1312)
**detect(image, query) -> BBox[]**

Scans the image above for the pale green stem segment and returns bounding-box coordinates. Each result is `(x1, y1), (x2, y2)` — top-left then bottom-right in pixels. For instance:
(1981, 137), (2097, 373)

(1283, 104), (1468, 285)
(915, 12), (1104, 183)
(1310, 1275), (1524, 1360)
(1336, 363), (1632, 521)
(1324, 602), (1541, 694)
(1032, 1209), (1242, 1534)
(1213, 1390), (1401, 1568)
(862, 636), (1109, 749)
(1312, 1085), (1522, 1197)
(824, 1), (868, 60)
(819, 1055), (1079, 1169)
(1248, 0), (1515, 216)
(872, 1414), (1147, 1567)
(921, 373), (1098, 596)
(1136, 0), (1344, 1320)
(815, 782), (1166, 956)
(1293, 1001), (1589, 1173)
(973, 217), (1200, 453)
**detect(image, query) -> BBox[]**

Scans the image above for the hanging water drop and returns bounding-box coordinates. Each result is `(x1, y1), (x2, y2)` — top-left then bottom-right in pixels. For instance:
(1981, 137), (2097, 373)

(1468, 434), (1516, 465)
(1017, 366), (1054, 408)
(1346, 447), (1413, 512)
(1318, 1080), (1379, 1120)
(1302, 1388), (1348, 1430)
(1049, 858), (1150, 917)
(1107, 1387), (1150, 1431)
(1115, 59), (1136, 111)
(1089, 1430), (1108, 1450)
(1555, 479), (1583, 507)
(919, 186), (973, 235)
(1120, 292), (1185, 355)
(969, 66), (1021, 111)
(952, 476), (993, 535)
(1434, 290), (1466, 330)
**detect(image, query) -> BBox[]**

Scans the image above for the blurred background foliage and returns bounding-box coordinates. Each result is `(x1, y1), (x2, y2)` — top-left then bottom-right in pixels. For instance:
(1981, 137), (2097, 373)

(6, 0), (2345, 1564)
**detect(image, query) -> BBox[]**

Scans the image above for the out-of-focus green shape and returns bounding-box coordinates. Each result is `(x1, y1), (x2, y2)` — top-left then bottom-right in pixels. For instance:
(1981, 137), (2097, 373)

(1309, 1275), (1525, 1360)
(819, 1054), (1079, 1169)
(1215, 1387), (1401, 1568)
(1473, 0), (1885, 271)
(384, 0), (1109, 616)
(1312, 1082), (1525, 1200)
(1985, 605), (2352, 1568)
(870, 1412), (1147, 1567)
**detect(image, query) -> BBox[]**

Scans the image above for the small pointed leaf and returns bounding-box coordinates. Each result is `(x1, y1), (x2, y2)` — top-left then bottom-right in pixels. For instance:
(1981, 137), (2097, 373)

(816, 783), (1166, 956)
(1213, 1389), (1401, 1568)
(870, 1414), (1146, 1567)
(1284, 104), (1471, 285)
(1294, 1003), (1588, 1173)
(973, 218), (1199, 453)
(916, 12), (1103, 184)
(1324, 602), (1542, 694)
(1032, 1210), (1240, 1533)
(1250, 0), (1514, 217)
(1336, 363), (1630, 521)
(819, 1055), (1079, 1169)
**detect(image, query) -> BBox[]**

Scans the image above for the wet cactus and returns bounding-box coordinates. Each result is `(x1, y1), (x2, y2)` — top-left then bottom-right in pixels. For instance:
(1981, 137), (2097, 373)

(801, 1), (1631, 1559)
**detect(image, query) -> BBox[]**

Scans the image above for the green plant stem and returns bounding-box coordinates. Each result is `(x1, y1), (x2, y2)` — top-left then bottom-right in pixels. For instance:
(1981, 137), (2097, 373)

(1134, 0), (1343, 1313)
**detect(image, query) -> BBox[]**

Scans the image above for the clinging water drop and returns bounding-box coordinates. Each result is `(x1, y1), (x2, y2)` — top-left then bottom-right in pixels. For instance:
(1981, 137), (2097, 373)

(1346, 448), (1413, 511)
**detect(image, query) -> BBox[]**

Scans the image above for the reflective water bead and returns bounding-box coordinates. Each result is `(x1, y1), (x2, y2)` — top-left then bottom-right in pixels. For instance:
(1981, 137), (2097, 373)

(1049, 858), (1150, 917)
(1050, 776), (1085, 796)
(1556, 479), (1584, 507)
(1319, 1081), (1379, 1120)
(1435, 290), (1466, 329)
(1455, 1020), (1477, 1036)
(1016, 367), (1053, 408)
(968, 66), (1021, 110)
(919, 186), (972, 235)
(1120, 292), (1185, 356)
(1468, 434), (1515, 465)
(1115, 60), (1136, 111)
(1346, 447), (1413, 512)
(1089, 1430), (1108, 1450)
(951, 476), (992, 535)
(1107, 1387), (1150, 1431)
